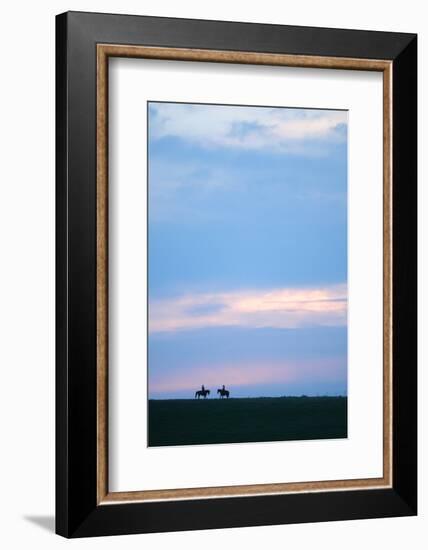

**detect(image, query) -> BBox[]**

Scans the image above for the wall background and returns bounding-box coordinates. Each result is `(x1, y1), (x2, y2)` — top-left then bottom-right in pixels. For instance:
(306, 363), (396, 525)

(0, 1), (424, 547)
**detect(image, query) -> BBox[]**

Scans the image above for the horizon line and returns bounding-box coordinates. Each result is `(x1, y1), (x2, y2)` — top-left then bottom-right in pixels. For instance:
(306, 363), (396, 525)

(149, 394), (348, 400)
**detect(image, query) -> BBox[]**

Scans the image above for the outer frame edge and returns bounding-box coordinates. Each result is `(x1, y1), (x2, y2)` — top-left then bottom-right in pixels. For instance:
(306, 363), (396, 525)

(69, 489), (415, 538)
(55, 11), (70, 539)
(391, 35), (418, 515)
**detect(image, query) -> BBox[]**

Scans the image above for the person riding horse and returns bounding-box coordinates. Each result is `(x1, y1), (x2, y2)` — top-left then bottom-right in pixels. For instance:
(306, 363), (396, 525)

(195, 384), (210, 399)
(217, 385), (230, 399)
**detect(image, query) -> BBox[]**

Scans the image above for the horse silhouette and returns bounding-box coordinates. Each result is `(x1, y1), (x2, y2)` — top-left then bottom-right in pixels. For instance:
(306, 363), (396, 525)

(195, 389), (210, 399)
(217, 388), (230, 399)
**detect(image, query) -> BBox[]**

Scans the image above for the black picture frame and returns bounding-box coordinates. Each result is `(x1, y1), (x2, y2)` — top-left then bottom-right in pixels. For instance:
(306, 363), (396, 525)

(56, 11), (417, 538)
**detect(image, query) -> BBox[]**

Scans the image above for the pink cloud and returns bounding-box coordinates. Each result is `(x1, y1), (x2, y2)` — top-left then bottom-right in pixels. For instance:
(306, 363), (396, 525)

(149, 357), (345, 395)
(149, 284), (347, 333)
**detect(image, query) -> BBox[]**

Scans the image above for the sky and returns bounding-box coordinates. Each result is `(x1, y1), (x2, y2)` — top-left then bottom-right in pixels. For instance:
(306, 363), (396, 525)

(148, 102), (348, 399)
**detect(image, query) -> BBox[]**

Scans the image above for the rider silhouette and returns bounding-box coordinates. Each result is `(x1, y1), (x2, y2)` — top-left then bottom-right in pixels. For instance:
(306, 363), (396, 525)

(202, 384), (205, 392)
(222, 385), (225, 391)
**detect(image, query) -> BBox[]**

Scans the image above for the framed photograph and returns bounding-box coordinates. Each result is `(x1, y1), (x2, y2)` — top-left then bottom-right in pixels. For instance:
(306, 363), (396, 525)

(56, 11), (417, 537)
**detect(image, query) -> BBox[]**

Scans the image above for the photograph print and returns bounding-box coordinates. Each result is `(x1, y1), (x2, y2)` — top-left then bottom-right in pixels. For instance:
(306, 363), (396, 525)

(147, 101), (348, 447)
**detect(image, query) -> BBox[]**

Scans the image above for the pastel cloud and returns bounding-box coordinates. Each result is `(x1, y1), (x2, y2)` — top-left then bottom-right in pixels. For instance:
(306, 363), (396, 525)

(149, 284), (347, 333)
(149, 103), (347, 154)
(149, 357), (345, 396)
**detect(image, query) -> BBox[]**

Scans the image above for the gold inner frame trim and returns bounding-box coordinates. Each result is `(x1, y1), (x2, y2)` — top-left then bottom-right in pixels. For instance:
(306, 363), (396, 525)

(96, 44), (393, 505)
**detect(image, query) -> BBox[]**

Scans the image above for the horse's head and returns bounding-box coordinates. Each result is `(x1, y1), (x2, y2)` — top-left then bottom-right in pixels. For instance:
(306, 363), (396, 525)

(207, 390), (210, 394)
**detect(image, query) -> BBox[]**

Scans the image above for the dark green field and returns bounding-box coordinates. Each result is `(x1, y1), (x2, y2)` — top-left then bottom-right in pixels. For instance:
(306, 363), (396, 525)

(148, 396), (347, 447)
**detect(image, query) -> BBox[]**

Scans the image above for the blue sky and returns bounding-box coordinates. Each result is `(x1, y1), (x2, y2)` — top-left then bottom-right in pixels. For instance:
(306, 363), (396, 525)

(148, 102), (348, 398)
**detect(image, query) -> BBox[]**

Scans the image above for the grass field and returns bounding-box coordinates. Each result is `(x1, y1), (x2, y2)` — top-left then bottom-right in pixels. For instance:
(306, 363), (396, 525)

(148, 396), (347, 447)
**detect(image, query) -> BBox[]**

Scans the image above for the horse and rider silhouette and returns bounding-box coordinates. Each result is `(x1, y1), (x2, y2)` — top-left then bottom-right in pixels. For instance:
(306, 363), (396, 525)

(195, 385), (210, 399)
(195, 384), (230, 399)
(217, 385), (230, 399)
